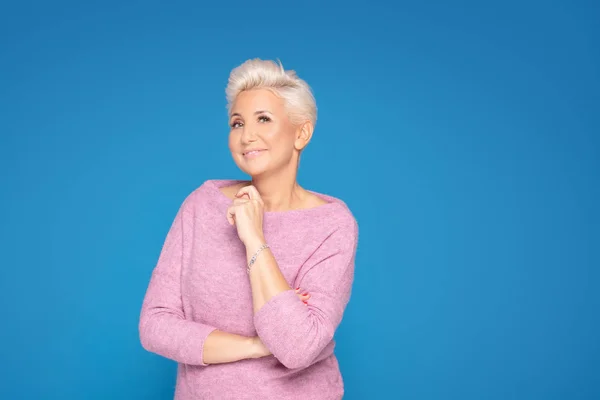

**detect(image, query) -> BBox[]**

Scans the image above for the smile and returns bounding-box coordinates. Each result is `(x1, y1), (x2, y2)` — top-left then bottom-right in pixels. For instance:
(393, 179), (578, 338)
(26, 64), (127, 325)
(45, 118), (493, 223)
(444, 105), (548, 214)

(243, 149), (266, 157)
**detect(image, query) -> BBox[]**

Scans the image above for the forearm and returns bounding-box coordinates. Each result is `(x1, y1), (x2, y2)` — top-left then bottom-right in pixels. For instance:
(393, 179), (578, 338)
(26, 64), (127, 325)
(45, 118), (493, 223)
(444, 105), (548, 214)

(202, 330), (268, 365)
(139, 311), (218, 366)
(246, 228), (356, 370)
(245, 238), (291, 313)
(245, 238), (330, 369)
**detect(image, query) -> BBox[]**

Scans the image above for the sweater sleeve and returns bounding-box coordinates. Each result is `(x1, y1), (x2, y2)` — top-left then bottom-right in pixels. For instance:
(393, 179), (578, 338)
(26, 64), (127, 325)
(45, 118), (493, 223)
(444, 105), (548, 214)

(253, 217), (358, 370)
(138, 196), (218, 366)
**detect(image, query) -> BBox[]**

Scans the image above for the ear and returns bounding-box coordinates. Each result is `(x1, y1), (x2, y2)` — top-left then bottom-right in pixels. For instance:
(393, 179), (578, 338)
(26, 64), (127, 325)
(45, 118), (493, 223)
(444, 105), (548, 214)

(294, 120), (314, 151)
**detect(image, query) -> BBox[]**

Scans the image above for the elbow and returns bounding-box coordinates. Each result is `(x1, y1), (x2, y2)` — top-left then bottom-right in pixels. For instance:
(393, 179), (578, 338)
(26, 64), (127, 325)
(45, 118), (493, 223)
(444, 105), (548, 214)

(275, 328), (335, 370)
(253, 294), (338, 369)
(139, 330), (152, 353)
(277, 353), (314, 370)
(138, 313), (158, 353)
(138, 317), (151, 351)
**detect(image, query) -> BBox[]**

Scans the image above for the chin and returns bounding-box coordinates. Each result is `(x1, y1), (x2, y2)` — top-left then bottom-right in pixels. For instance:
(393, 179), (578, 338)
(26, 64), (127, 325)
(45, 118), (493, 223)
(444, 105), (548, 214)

(242, 168), (269, 179)
(234, 158), (268, 176)
(234, 162), (264, 176)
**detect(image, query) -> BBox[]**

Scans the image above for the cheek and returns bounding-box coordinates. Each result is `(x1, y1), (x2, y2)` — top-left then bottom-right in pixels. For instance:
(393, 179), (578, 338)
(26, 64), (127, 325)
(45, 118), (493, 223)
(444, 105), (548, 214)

(261, 124), (280, 140)
(228, 133), (237, 150)
(263, 122), (295, 145)
(272, 137), (298, 161)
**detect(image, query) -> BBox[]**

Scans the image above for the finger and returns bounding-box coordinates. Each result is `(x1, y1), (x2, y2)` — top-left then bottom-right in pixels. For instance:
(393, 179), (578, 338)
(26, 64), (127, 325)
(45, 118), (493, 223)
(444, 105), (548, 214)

(226, 205), (236, 225)
(236, 185), (263, 203)
(295, 290), (310, 301)
(296, 294), (309, 304)
(233, 198), (249, 206)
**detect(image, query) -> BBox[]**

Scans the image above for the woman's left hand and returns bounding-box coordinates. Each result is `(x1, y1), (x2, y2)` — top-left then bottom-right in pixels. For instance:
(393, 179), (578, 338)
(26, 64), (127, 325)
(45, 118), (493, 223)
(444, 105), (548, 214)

(226, 185), (265, 247)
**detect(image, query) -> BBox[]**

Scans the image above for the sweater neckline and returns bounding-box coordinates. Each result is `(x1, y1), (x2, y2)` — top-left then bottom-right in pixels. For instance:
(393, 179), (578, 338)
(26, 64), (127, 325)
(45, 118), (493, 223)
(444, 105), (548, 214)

(206, 179), (344, 218)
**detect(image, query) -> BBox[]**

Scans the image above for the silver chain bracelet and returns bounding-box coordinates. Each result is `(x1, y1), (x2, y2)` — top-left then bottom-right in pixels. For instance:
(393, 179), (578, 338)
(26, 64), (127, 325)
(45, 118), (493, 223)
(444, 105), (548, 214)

(247, 243), (270, 274)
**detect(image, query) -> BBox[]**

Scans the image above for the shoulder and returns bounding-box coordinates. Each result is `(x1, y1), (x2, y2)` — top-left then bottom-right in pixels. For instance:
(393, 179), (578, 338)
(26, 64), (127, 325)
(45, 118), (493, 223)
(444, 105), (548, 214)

(179, 179), (212, 204)
(176, 178), (231, 213)
(331, 201), (358, 237)
(308, 188), (358, 230)
(332, 204), (359, 249)
(305, 197), (359, 262)
(303, 188), (359, 247)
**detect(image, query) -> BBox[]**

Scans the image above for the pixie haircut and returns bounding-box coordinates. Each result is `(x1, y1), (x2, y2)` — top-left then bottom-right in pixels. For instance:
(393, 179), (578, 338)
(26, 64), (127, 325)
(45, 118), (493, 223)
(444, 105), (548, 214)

(226, 58), (317, 127)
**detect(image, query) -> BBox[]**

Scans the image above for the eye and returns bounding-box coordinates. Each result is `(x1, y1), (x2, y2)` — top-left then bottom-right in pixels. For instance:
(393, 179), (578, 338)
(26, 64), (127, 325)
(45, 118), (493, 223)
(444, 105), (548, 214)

(230, 120), (243, 128)
(258, 115), (271, 123)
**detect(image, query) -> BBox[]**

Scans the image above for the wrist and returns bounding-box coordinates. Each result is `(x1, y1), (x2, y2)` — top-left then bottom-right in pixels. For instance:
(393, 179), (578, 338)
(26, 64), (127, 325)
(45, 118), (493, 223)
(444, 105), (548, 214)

(247, 336), (258, 359)
(245, 236), (266, 252)
(249, 336), (262, 359)
(249, 336), (270, 359)
(245, 241), (270, 274)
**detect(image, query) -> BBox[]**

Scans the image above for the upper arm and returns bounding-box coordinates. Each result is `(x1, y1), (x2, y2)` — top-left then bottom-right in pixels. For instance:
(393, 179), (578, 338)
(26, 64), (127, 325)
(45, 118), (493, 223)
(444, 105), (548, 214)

(295, 217), (359, 334)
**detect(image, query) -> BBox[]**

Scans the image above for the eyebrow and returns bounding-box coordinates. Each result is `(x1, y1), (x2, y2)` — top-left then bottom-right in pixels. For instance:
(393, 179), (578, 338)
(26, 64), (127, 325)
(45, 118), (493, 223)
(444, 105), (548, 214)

(230, 110), (273, 118)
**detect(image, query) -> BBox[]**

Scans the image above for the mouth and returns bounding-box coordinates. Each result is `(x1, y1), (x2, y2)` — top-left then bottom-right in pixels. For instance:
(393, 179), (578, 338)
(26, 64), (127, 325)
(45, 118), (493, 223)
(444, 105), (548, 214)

(243, 149), (267, 157)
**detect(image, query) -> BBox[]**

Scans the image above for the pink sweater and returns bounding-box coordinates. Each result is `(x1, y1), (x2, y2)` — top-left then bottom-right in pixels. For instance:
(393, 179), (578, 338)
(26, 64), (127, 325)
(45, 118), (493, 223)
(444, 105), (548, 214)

(138, 179), (359, 399)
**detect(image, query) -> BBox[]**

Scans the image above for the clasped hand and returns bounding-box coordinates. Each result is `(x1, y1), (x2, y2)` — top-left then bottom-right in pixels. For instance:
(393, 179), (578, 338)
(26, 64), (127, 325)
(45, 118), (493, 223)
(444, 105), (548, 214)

(226, 185), (265, 247)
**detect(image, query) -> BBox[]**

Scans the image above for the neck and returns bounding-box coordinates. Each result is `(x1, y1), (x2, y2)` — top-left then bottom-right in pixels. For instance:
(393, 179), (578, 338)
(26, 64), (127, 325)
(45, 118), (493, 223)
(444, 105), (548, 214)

(250, 165), (303, 212)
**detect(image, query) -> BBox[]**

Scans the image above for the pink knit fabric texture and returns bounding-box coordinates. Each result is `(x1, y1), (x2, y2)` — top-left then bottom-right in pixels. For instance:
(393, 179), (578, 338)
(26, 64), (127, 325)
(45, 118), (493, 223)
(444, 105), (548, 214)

(139, 179), (358, 399)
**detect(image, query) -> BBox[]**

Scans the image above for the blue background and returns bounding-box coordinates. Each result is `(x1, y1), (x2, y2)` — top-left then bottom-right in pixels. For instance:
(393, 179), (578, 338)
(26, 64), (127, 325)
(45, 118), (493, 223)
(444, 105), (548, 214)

(1, 1), (598, 399)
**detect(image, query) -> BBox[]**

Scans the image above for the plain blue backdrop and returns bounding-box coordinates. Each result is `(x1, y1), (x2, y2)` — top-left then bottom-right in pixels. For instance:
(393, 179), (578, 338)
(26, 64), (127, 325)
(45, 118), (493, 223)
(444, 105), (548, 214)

(1, 1), (598, 399)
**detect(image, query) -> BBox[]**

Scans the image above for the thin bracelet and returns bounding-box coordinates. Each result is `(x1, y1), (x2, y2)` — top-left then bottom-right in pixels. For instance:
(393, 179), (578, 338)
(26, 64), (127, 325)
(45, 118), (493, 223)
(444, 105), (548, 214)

(247, 243), (270, 274)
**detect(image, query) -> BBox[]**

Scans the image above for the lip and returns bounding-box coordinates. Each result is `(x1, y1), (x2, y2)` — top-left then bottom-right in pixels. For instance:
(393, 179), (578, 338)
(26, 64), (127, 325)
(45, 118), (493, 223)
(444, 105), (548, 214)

(243, 149), (267, 157)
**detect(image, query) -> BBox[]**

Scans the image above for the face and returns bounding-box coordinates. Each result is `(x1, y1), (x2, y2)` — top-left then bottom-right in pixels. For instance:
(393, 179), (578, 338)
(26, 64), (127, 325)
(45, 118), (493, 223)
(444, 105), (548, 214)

(228, 89), (311, 178)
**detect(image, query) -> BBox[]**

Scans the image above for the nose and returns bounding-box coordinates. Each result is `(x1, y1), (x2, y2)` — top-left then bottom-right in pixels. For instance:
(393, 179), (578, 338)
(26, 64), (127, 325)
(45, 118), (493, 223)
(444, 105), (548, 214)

(240, 126), (258, 144)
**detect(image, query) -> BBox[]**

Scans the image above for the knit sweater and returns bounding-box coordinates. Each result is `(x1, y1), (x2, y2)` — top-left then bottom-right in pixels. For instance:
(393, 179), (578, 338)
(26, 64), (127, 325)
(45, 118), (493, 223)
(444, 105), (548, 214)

(138, 179), (359, 400)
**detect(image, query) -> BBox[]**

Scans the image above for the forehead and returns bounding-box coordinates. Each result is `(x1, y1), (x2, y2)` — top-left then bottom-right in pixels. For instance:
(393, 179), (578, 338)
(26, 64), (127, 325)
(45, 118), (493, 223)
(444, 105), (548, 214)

(231, 89), (285, 114)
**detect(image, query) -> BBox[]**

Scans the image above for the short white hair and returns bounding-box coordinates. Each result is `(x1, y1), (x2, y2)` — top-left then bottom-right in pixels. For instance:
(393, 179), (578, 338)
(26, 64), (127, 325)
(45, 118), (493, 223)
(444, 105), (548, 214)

(226, 58), (317, 126)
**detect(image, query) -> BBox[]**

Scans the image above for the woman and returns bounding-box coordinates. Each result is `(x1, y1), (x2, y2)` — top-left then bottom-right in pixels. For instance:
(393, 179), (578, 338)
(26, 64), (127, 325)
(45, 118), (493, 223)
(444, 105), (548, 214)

(139, 58), (359, 399)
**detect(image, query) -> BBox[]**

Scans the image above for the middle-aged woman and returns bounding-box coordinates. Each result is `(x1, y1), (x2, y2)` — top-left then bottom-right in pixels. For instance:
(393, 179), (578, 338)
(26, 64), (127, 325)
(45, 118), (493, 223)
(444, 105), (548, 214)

(139, 58), (359, 399)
